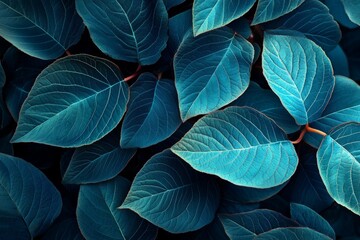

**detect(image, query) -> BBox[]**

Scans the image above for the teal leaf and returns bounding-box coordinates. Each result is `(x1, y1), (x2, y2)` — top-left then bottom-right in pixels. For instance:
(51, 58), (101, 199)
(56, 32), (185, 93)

(42, 219), (84, 240)
(227, 18), (252, 39)
(342, 29), (360, 82)
(171, 107), (298, 188)
(11, 54), (129, 147)
(219, 209), (298, 240)
(317, 122), (360, 215)
(174, 27), (254, 121)
(120, 150), (220, 233)
(76, 0), (168, 65)
(0, 153), (62, 238)
(305, 76), (360, 148)
(77, 175), (158, 240)
(290, 203), (335, 239)
(230, 81), (299, 134)
(192, 0), (256, 36)
(341, 0), (360, 26)
(264, 0), (341, 51)
(120, 73), (181, 148)
(0, 0), (84, 60)
(63, 129), (136, 184)
(327, 45), (350, 77)
(252, 0), (304, 25)
(262, 33), (335, 125)
(255, 227), (331, 240)
(163, 0), (185, 10)
(324, 0), (358, 29)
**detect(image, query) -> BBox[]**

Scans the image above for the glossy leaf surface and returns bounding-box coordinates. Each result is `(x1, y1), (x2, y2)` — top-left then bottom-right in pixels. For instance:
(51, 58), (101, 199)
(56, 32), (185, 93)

(77, 175), (157, 240)
(12, 54), (129, 147)
(120, 73), (181, 148)
(0, 0), (84, 60)
(171, 107), (298, 188)
(120, 150), (220, 233)
(76, 0), (168, 65)
(262, 34), (335, 125)
(174, 27), (254, 121)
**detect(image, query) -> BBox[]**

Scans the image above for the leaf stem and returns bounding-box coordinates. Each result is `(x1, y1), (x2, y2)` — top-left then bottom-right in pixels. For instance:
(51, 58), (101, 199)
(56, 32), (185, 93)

(124, 65), (142, 82)
(66, 50), (71, 56)
(291, 124), (327, 144)
(291, 127), (307, 144)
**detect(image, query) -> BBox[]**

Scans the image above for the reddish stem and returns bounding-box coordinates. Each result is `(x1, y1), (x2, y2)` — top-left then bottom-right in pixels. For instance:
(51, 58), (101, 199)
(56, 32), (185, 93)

(291, 127), (307, 144)
(124, 65), (141, 82)
(66, 50), (71, 56)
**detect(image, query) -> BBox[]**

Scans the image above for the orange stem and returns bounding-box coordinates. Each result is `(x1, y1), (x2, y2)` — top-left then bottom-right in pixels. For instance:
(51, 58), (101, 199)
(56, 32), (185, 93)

(291, 127), (307, 144)
(124, 65), (141, 82)
(306, 124), (327, 137)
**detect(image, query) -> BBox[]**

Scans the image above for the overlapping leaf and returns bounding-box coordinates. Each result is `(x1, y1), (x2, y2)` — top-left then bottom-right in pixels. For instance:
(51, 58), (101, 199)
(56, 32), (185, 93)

(262, 33), (335, 125)
(11, 54), (129, 147)
(327, 46), (350, 77)
(324, 0), (358, 29)
(0, 153), (62, 239)
(341, 0), (360, 26)
(255, 227), (331, 240)
(174, 27), (254, 121)
(120, 73), (181, 148)
(171, 107), (298, 188)
(192, 0), (256, 36)
(120, 150), (220, 233)
(76, 0), (168, 65)
(0, 0), (84, 60)
(317, 122), (360, 215)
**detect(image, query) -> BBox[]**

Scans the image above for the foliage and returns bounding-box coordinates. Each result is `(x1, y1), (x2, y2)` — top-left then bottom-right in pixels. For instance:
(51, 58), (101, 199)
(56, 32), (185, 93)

(0, 0), (359, 239)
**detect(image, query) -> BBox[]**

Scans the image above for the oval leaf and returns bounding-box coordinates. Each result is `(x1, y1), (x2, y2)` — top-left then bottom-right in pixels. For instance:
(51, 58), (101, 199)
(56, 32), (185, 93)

(76, 0), (168, 65)
(317, 122), (360, 215)
(192, 0), (256, 36)
(77, 175), (157, 240)
(255, 227), (331, 240)
(171, 106), (298, 188)
(262, 33), (335, 125)
(0, 0), (84, 60)
(174, 27), (254, 121)
(0, 153), (62, 238)
(252, 0), (304, 25)
(63, 129), (136, 184)
(120, 73), (181, 148)
(120, 149), (220, 233)
(11, 54), (129, 147)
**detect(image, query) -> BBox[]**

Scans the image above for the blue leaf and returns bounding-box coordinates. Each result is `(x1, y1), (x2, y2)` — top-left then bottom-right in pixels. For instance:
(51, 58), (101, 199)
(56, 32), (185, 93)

(163, 0), (185, 10)
(219, 209), (298, 240)
(63, 129), (136, 184)
(264, 0), (341, 51)
(120, 149), (220, 233)
(255, 227), (332, 240)
(290, 203), (335, 239)
(171, 106), (298, 188)
(327, 45), (350, 77)
(0, 153), (62, 238)
(120, 73), (181, 148)
(2, 47), (51, 121)
(77, 175), (157, 240)
(281, 147), (333, 212)
(76, 0), (168, 65)
(317, 122), (360, 215)
(305, 76), (360, 148)
(262, 33), (335, 125)
(324, 0), (358, 29)
(174, 27), (254, 121)
(168, 9), (192, 58)
(0, 0), (84, 60)
(227, 18), (252, 39)
(192, 0), (256, 36)
(252, 0), (305, 25)
(342, 29), (360, 82)
(230, 81), (299, 134)
(11, 54), (129, 147)
(341, 0), (360, 26)
(42, 218), (84, 240)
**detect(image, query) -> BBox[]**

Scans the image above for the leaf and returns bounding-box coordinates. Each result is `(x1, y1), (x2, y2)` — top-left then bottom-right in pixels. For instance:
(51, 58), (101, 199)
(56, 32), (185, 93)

(0, 153), (62, 238)
(342, 29), (360, 82)
(252, 0), (304, 25)
(42, 218), (84, 240)
(192, 217), (229, 240)
(0, 63), (11, 128)
(290, 203), (335, 239)
(120, 149), (220, 233)
(171, 106), (298, 188)
(11, 54), (129, 147)
(192, 0), (256, 36)
(163, 0), (185, 10)
(324, 0), (358, 29)
(2, 47), (51, 121)
(305, 76), (360, 148)
(219, 209), (298, 240)
(63, 129), (136, 184)
(317, 122), (360, 215)
(262, 33), (335, 125)
(76, 0), (168, 65)
(174, 27), (254, 121)
(0, 0), (84, 60)
(327, 45), (350, 77)
(255, 227), (331, 240)
(264, 0), (341, 51)
(341, 0), (360, 26)
(77, 175), (158, 240)
(0, 131), (13, 155)
(227, 18), (252, 39)
(230, 81), (299, 134)
(120, 73), (181, 148)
